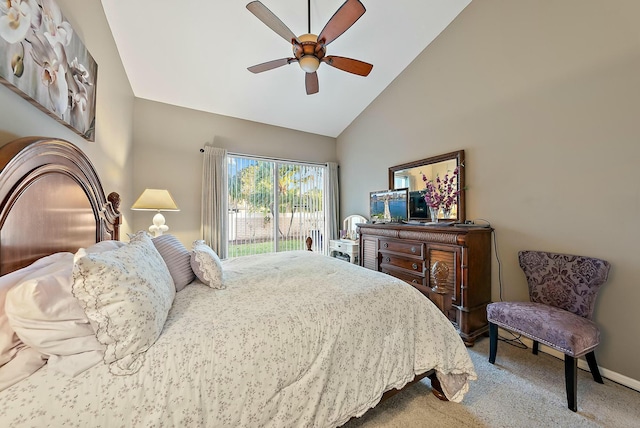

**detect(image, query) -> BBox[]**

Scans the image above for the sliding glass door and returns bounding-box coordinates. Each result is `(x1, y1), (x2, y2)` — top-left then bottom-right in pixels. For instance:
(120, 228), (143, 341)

(227, 155), (325, 257)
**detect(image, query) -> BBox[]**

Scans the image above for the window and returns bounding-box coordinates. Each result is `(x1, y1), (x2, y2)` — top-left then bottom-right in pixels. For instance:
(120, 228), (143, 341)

(227, 155), (326, 257)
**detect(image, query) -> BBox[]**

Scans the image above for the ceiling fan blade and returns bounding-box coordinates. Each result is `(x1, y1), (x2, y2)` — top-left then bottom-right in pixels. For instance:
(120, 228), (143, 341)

(246, 1), (299, 44)
(248, 58), (296, 74)
(323, 56), (372, 76)
(317, 0), (366, 47)
(306, 72), (319, 95)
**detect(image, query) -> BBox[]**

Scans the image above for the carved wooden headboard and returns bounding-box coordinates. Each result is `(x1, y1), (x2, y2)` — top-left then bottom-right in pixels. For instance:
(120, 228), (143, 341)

(0, 137), (120, 275)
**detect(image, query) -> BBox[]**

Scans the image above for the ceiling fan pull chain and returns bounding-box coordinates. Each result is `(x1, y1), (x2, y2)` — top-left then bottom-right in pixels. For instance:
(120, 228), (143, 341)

(308, 0), (311, 34)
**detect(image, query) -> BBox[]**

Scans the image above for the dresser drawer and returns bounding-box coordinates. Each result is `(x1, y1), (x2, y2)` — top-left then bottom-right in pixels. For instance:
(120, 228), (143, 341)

(379, 239), (423, 257)
(330, 240), (356, 252)
(380, 254), (424, 274)
(382, 268), (425, 286)
(382, 268), (432, 298)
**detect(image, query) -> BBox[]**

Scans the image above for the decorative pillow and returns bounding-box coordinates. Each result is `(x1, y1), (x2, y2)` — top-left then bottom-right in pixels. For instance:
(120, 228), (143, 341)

(85, 240), (126, 253)
(5, 254), (105, 373)
(153, 234), (195, 291)
(0, 253), (72, 391)
(190, 240), (225, 289)
(72, 232), (175, 375)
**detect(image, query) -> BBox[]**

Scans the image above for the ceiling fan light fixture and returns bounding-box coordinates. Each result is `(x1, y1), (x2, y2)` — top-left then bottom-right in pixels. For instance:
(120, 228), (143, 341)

(299, 55), (320, 73)
(246, 1), (371, 93)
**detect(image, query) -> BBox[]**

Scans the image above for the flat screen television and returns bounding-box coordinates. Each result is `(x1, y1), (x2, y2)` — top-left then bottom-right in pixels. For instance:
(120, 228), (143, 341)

(369, 188), (408, 223)
(408, 190), (429, 220)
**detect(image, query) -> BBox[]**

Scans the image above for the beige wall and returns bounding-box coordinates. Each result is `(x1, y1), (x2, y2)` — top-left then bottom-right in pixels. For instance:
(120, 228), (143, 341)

(0, 0), (135, 235)
(131, 99), (336, 246)
(339, 0), (640, 383)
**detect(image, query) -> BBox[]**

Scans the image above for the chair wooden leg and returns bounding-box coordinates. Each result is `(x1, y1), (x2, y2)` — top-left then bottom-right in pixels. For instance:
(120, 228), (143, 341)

(564, 355), (578, 412)
(585, 351), (604, 384)
(532, 340), (539, 355)
(488, 322), (498, 364)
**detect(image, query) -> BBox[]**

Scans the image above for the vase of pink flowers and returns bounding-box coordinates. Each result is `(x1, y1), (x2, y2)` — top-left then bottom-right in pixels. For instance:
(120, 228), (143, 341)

(422, 167), (460, 222)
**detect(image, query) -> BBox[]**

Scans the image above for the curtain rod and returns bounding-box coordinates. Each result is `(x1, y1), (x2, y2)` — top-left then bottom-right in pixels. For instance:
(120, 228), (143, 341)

(199, 147), (328, 167)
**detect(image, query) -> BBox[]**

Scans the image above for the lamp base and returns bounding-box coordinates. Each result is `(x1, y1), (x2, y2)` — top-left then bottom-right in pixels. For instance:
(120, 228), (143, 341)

(149, 212), (169, 237)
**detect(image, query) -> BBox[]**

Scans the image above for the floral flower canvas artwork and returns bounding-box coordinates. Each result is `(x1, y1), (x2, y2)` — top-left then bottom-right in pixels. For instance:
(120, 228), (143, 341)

(0, 0), (97, 141)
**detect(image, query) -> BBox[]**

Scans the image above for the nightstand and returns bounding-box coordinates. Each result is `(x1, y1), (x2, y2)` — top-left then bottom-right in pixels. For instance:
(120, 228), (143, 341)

(329, 239), (359, 264)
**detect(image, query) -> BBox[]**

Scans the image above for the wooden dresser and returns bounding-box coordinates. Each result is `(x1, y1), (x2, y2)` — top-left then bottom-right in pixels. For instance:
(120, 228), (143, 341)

(357, 223), (492, 346)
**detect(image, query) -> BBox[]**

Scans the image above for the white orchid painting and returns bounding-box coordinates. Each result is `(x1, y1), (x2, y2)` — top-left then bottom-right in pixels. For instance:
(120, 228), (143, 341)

(0, 0), (97, 141)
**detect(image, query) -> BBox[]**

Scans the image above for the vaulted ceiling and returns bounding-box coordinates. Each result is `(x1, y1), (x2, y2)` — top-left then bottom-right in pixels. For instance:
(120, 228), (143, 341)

(101, 0), (471, 137)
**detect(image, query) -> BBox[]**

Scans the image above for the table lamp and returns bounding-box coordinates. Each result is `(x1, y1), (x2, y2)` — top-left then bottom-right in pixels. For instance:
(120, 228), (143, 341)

(131, 188), (180, 236)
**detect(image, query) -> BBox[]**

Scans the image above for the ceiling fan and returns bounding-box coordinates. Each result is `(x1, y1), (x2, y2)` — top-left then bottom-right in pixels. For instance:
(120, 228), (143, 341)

(246, 0), (373, 95)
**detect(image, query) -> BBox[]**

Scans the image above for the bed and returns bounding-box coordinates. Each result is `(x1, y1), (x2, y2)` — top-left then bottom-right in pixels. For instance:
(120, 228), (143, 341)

(0, 137), (476, 427)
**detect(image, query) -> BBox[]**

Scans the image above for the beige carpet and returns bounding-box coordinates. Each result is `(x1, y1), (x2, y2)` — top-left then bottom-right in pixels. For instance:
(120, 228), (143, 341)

(342, 337), (640, 427)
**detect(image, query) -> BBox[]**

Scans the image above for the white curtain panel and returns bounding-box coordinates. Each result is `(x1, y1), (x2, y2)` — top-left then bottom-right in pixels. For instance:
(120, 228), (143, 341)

(201, 146), (228, 258)
(324, 162), (340, 246)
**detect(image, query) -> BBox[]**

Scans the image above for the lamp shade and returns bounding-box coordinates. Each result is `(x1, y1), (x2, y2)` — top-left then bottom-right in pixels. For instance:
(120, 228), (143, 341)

(131, 189), (179, 211)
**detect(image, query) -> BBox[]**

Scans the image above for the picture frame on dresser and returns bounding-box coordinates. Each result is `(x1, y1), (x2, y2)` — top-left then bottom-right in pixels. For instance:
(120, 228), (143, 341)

(369, 188), (408, 223)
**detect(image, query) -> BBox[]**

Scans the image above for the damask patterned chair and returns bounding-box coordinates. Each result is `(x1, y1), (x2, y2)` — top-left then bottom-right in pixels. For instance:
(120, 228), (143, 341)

(486, 251), (611, 411)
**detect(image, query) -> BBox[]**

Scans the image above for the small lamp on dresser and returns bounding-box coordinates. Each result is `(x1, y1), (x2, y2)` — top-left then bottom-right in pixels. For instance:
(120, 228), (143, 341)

(131, 188), (180, 237)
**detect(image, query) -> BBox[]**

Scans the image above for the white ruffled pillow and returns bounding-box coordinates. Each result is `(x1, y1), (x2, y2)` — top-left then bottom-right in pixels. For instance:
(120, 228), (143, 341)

(85, 240), (126, 253)
(5, 254), (105, 375)
(0, 253), (71, 391)
(190, 240), (225, 289)
(0, 242), (127, 391)
(72, 232), (175, 375)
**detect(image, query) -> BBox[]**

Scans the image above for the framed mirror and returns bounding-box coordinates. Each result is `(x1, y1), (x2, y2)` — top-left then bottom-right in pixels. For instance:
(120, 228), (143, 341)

(342, 214), (367, 240)
(388, 150), (465, 222)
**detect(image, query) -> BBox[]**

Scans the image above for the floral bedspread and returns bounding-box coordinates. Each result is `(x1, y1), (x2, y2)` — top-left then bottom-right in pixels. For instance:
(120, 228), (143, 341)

(0, 251), (476, 427)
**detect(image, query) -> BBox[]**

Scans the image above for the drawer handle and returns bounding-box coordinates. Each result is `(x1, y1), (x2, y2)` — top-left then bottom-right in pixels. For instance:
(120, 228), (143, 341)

(411, 247), (416, 253)
(385, 257), (391, 263)
(412, 263), (418, 270)
(412, 279), (418, 284)
(383, 242), (389, 248)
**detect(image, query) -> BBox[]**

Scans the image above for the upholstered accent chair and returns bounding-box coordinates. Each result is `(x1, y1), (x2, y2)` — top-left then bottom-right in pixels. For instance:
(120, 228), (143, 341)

(487, 251), (611, 411)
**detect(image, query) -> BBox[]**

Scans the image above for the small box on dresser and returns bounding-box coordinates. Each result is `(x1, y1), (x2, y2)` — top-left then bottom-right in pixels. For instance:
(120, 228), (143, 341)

(357, 223), (492, 346)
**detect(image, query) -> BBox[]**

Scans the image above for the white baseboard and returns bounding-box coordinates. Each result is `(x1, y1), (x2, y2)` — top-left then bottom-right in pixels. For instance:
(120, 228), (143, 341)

(497, 328), (640, 392)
